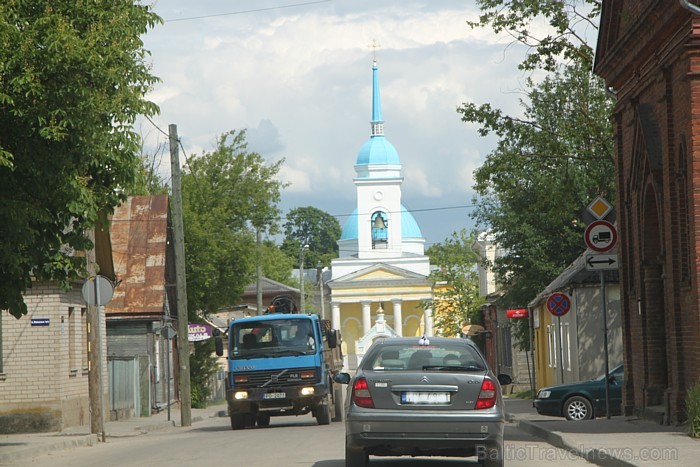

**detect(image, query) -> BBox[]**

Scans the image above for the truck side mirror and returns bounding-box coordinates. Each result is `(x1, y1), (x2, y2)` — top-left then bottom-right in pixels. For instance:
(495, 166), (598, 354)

(334, 373), (351, 384)
(215, 337), (224, 357)
(326, 329), (338, 349)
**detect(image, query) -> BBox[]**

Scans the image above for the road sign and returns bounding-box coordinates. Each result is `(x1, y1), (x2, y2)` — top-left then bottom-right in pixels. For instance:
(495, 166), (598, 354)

(584, 220), (618, 252)
(546, 292), (571, 317)
(587, 196), (613, 220)
(81, 275), (114, 306)
(586, 254), (618, 271)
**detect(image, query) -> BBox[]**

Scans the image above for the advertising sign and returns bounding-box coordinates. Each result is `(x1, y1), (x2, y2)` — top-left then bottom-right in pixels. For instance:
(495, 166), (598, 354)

(506, 309), (529, 319)
(188, 323), (212, 342)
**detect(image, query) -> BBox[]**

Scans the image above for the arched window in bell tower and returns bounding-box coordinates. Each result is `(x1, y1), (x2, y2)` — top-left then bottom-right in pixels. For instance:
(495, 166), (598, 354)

(371, 211), (388, 249)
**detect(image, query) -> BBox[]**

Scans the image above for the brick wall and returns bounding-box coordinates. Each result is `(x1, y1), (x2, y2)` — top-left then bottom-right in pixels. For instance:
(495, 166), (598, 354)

(595, 1), (700, 424)
(0, 281), (105, 433)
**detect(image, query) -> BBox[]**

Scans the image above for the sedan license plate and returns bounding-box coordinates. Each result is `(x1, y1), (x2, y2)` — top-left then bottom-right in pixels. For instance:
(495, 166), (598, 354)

(263, 392), (286, 400)
(401, 391), (450, 405)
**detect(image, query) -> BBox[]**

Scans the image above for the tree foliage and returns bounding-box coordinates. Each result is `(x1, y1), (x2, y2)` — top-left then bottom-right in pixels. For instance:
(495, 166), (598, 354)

(181, 130), (286, 317)
(469, 0), (601, 72)
(460, 62), (614, 314)
(462, 2), (614, 348)
(281, 206), (342, 268)
(0, 1), (160, 318)
(425, 229), (485, 338)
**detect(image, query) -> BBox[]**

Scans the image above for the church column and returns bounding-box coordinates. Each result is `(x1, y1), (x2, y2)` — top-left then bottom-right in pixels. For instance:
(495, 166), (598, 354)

(424, 307), (433, 337)
(331, 301), (341, 331)
(391, 299), (403, 336)
(361, 300), (372, 335)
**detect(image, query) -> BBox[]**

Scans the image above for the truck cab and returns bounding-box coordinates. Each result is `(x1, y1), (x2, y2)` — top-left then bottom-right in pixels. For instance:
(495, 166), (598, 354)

(217, 309), (343, 430)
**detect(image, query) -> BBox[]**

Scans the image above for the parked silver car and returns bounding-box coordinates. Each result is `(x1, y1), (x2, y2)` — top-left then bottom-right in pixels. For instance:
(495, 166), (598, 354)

(334, 336), (511, 466)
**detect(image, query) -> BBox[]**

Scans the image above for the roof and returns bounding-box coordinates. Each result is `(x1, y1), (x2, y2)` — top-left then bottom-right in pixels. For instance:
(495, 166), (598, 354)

(355, 136), (401, 166)
(340, 205), (423, 241)
(106, 195), (172, 319)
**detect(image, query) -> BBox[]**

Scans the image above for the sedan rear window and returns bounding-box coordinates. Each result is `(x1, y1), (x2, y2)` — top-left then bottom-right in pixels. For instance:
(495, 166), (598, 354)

(364, 343), (486, 372)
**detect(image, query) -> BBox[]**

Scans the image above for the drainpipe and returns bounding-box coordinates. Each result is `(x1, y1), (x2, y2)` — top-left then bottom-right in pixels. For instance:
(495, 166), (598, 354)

(680, 0), (700, 15)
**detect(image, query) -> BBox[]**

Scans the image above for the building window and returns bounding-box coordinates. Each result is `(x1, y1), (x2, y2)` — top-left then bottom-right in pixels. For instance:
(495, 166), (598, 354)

(68, 307), (76, 371)
(564, 323), (571, 371)
(546, 325), (554, 368)
(81, 308), (88, 371)
(371, 211), (388, 249)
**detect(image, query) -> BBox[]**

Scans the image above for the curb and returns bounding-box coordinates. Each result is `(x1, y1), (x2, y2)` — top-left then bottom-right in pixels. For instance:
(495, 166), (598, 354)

(0, 433), (98, 465)
(514, 419), (637, 467)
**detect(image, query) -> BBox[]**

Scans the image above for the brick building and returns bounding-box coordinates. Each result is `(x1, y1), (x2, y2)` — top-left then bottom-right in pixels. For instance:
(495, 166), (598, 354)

(594, 0), (700, 424)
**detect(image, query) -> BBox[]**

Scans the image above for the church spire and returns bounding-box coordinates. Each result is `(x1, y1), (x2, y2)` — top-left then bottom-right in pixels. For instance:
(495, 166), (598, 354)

(369, 41), (384, 137)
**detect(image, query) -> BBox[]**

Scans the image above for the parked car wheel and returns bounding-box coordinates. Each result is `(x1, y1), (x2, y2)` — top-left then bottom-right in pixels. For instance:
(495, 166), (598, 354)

(564, 396), (593, 420)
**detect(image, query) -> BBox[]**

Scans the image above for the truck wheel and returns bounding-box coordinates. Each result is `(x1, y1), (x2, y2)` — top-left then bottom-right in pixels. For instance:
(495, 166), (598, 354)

(231, 413), (245, 430)
(315, 395), (331, 425)
(332, 386), (343, 422)
(257, 412), (271, 427)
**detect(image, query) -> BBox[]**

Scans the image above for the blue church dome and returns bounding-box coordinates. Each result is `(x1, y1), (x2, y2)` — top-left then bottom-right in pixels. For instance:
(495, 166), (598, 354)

(340, 206), (423, 241)
(355, 136), (401, 166)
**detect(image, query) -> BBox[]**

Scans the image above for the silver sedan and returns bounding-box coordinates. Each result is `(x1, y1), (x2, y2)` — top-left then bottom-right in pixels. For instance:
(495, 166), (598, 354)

(334, 336), (511, 467)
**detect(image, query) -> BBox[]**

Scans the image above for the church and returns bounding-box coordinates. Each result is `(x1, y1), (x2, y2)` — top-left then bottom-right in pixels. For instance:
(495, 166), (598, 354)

(327, 57), (434, 370)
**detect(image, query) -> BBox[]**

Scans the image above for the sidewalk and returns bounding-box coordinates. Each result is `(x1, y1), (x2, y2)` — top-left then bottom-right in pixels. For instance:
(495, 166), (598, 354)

(507, 405), (700, 467)
(0, 403), (228, 465)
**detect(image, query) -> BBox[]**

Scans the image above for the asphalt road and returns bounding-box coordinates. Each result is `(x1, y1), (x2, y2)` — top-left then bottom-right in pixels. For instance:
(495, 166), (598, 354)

(9, 402), (591, 467)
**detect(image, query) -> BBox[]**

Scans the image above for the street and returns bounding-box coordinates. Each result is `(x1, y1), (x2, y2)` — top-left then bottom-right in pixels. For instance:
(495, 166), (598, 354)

(8, 406), (592, 466)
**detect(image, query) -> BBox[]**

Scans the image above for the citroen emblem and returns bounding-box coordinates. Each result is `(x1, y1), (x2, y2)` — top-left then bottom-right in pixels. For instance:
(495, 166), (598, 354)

(421, 376), (429, 383)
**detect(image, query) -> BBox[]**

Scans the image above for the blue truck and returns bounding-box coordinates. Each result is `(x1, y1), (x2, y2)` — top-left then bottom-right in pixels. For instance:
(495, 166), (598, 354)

(216, 297), (344, 430)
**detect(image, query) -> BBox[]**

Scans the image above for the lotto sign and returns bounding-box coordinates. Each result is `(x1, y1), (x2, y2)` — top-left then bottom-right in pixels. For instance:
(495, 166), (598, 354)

(546, 292), (571, 317)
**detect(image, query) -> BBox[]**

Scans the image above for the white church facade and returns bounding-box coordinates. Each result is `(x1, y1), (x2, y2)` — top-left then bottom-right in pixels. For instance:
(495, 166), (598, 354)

(328, 58), (434, 369)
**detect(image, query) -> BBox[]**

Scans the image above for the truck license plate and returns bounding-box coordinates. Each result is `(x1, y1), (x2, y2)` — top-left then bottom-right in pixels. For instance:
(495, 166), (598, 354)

(401, 391), (450, 404)
(263, 392), (286, 400)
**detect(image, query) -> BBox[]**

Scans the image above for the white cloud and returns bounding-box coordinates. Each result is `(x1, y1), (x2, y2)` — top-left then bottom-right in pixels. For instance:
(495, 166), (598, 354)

(141, 0), (530, 244)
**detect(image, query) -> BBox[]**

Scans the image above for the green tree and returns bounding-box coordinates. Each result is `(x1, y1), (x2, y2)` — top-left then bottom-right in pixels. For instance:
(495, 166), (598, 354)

(469, 0), (601, 72)
(260, 239), (295, 285)
(424, 229), (485, 338)
(458, 63), (614, 346)
(281, 206), (342, 268)
(0, 1), (160, 318)
(181, 129), (286, 317)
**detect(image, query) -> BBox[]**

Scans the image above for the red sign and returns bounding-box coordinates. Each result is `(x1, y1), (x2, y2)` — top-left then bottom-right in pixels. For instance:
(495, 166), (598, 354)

(507, 309), (529, 319)
(584, 220), (618, 253)
(546, 292), (571, 317)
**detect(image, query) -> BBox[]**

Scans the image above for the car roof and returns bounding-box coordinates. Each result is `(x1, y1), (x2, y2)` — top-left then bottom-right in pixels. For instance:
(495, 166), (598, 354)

(369, 336), (479, 348)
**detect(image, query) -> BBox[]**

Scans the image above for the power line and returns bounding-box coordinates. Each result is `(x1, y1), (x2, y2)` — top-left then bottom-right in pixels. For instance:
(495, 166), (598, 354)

(163, 0), (332, 23)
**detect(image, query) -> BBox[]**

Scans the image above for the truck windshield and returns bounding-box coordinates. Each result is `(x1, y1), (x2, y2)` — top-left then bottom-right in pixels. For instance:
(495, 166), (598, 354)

(231, 318), (316, 359)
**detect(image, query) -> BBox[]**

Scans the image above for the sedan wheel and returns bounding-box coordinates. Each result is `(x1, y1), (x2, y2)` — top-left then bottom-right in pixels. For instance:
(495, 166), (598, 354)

(345, 442), (368, 467)
(564, 396), (593, 420)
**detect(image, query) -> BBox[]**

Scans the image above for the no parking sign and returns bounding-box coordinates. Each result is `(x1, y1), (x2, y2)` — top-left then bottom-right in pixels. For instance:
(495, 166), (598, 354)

(546, 292), (571, 317)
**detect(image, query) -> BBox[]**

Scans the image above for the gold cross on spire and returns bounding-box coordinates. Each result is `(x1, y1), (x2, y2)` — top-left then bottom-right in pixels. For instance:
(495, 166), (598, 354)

(368, 39), (381, 64)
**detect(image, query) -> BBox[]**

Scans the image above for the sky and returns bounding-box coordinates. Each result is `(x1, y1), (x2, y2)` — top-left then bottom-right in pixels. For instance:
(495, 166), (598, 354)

(140, 0), (534, 247)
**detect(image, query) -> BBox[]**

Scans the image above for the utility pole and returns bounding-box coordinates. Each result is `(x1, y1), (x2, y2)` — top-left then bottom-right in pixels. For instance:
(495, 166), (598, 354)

(85, 235), (106, 442)
(256, 227), (263, 315)
(169, 123), (192, 426)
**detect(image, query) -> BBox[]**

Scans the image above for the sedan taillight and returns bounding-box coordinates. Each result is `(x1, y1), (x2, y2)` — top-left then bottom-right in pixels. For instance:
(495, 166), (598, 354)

(352, 377), (375, 408)
(475, 378), (497, 409)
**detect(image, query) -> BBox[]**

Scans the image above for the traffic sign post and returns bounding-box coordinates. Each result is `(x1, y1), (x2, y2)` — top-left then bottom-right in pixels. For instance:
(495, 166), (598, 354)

(584, 197), (616, 419)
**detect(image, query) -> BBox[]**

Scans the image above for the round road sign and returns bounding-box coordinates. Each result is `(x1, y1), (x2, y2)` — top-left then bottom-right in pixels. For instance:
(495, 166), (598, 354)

(584, 220), (618, 253)
(546, 292), (571, 317)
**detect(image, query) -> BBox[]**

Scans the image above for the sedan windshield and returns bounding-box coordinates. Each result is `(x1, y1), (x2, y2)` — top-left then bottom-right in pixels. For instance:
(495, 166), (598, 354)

(364, 343), (486, 372)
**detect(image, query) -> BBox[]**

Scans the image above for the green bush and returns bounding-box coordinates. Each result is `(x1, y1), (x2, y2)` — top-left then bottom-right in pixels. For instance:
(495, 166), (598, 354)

(687, 379), (700, 438)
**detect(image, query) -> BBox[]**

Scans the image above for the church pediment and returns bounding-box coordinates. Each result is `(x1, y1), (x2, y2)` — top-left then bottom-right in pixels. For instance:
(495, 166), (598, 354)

(330, 263), (426, 283)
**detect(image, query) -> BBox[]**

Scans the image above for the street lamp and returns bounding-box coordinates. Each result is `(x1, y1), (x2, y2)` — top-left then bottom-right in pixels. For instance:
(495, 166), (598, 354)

(300, 243), (309, 313)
